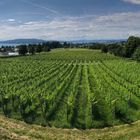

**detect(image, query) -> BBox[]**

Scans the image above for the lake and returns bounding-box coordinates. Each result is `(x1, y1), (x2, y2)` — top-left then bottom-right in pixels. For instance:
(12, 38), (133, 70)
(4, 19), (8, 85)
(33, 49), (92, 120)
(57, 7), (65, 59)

(0, 43), (19, 47)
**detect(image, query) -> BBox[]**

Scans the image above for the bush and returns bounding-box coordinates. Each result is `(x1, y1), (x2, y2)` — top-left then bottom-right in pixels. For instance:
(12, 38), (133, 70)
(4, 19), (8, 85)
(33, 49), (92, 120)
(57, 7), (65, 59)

(101, 45), (108, 53)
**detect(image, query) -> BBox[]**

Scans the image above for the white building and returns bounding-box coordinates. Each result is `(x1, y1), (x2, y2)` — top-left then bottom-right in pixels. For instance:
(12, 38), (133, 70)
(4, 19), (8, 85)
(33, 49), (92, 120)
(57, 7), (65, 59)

(0, 52), (19, 56)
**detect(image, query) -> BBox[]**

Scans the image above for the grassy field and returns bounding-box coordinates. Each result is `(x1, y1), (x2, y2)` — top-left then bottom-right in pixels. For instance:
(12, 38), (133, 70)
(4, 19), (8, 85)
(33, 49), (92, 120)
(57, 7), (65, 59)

(0, 49), (140, 129)
(0, 115), (140, 140)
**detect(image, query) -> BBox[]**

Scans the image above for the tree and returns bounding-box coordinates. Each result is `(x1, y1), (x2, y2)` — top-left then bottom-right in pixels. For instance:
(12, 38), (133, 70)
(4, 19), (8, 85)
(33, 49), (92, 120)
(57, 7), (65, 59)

(63, 42), (71, 48)
(28, 45), (35, 55)
(18, 45), (28, 55)
(133, 47), (140, 61)
(114, 46), (126, 57)
(42, 43), (51, 52)
(108, 44), (126, 57)
(125, 36), (140, 58)
(36, 44), (43, 53)
(101, 45), (108, 53)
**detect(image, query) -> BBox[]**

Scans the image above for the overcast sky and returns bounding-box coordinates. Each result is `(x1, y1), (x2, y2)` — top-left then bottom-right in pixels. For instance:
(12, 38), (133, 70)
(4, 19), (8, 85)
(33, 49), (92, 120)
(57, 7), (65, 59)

(0, 0), (140, 40)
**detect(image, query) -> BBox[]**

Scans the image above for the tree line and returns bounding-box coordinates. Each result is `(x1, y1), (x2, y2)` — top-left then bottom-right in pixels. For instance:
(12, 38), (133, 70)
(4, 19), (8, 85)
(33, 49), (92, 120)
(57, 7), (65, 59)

(0, 36), (140, 61)
(100, 36), (140, 61)
(0, 41), (64, 55)
(18, 41), (64, 55)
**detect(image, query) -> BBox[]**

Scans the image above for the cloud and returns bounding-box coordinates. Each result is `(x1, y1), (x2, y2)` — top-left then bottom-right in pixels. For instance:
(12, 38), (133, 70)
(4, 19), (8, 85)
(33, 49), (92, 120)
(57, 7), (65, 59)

(123, 0), (140, 4)
(19, 0), (60, 15)
(0, 11), (140, 40)
(7, 19), (16, 22)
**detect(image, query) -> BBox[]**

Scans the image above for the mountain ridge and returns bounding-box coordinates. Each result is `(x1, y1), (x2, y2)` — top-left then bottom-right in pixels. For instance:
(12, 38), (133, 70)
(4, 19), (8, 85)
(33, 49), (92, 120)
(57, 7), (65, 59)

(0, 38), (127, 45)
(0, 38), (47, 44)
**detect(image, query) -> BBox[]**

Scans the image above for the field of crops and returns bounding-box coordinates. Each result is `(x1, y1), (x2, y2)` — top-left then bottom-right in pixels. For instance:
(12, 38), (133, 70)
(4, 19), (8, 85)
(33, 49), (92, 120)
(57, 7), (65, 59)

(0, 49), (140, 129)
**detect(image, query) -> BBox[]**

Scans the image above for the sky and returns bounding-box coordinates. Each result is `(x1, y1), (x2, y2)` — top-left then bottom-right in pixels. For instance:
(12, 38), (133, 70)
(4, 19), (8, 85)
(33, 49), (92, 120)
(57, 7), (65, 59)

(0, 0), (140, 41)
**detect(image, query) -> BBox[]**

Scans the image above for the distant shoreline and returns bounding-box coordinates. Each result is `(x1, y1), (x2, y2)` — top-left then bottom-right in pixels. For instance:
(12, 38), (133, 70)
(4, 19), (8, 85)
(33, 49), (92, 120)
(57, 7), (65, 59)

(0, 43), (19, 47)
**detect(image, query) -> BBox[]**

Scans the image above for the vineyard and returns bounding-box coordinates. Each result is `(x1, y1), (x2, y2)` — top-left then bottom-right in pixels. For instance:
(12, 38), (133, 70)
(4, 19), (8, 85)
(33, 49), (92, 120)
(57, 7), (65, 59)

(0, 49), (140, 129)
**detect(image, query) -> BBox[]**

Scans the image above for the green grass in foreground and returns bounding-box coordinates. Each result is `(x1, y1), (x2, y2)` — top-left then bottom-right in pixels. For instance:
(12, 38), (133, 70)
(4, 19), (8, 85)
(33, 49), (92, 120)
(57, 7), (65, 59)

(0, 115), (140, 140)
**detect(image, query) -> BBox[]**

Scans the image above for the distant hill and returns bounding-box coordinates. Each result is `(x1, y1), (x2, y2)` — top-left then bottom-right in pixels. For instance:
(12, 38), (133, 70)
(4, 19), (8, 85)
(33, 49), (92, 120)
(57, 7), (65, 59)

(67, 39), (127, 44)
(0, 39), (127, 46)
(0, 39), (47, 44)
